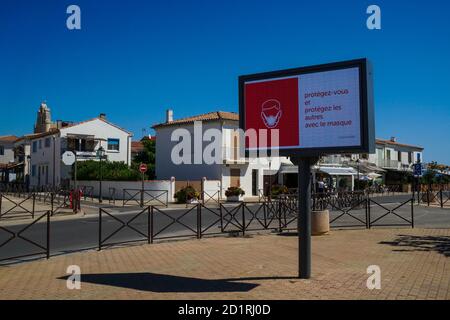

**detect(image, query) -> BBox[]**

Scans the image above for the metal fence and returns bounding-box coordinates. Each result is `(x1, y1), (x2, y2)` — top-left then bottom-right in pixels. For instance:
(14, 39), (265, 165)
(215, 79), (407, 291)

(0, 211), (50, 263)
(414, 186), (450, 208)
(122, 189), (169, 207)
(368, 198), (414, 228)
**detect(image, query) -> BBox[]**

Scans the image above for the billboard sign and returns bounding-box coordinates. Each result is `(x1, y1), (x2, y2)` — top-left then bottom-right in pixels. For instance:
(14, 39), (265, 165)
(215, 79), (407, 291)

(239, 59), (375, 156)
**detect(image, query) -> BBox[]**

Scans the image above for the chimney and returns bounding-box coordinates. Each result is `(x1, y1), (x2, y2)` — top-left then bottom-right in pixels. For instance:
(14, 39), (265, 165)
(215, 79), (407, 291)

(166, 109), (173, 123)
(99, 113), (106, 120)
(390, 136), (396, 143)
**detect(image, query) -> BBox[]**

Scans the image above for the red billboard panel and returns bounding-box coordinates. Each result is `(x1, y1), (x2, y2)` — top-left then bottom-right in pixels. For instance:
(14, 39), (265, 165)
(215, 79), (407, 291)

(244, 77), (299, 149)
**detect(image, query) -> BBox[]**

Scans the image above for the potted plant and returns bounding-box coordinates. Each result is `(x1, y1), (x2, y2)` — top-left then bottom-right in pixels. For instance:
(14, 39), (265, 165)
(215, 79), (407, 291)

(174, 186), (200, 204)
(225, 186), (245, 202)
(271, 185), (289, 198)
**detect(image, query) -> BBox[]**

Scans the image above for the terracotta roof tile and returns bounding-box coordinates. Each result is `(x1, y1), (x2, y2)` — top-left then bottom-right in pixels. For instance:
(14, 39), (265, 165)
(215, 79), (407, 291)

(152, 111), (238, 128)
(375, 138), (423, 150)
(131, 141), (145, 153)
(0, 135), (19, 143)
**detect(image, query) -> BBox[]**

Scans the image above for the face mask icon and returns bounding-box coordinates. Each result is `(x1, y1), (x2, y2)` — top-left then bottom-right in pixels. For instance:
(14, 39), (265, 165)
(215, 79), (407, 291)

(261, 99), (282, 128)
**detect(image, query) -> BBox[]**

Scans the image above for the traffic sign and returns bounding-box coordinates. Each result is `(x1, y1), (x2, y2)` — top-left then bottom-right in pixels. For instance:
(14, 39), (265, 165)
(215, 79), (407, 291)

(414, 163), (423, 177)
(62, 151), (76, 166)
(139, 163), (148, 173)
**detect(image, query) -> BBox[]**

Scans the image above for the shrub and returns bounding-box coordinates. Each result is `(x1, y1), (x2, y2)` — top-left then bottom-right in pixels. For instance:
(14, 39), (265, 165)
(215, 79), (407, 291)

(74, 160), (142, 181)
(271, 185), (288, 196)
(174, 186), (200, 204)
(225, 186), (245, 197)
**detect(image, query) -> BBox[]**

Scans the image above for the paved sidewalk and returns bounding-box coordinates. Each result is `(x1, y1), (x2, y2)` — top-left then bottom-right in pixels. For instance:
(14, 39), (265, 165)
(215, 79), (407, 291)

(0, 228), (449, 300)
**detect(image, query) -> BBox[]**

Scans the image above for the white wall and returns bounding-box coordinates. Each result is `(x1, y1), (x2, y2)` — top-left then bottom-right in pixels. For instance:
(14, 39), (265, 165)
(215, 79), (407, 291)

(60, 118), (131, 164)
(74, 179), (176, 202)
(0, 141), (15, 164)
(155, 119), (287, 198)
(155, 122), (223, 180)
(30, 118), (132, 187)
(29, 134), (58, 187)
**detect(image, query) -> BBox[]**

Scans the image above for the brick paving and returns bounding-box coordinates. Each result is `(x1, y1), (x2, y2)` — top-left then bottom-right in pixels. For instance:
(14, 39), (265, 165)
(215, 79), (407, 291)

(0, 228), (449, 300)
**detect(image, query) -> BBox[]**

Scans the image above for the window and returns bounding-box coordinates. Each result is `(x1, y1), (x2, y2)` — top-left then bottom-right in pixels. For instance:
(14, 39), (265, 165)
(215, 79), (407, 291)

(32, 141), (37, 153)
(417, 153), (421, 163)
(45, 138), (51, 148)
(107, 138), (120, 151)
(0, 146), (4, 156)
(408, 152), (412, 163)
(67, 138), (95, 152)
(31, 165), (36, 177)
(38, 140), (42, 149)
(398, 151), (402, 162)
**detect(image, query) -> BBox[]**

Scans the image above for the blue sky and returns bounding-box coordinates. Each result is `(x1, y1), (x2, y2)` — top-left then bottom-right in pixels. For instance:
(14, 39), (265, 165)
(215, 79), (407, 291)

(1, 0), (449, 164)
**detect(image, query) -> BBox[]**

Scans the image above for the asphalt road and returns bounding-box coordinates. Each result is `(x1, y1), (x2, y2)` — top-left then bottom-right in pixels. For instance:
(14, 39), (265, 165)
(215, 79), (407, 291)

(1, 194), (449, 264)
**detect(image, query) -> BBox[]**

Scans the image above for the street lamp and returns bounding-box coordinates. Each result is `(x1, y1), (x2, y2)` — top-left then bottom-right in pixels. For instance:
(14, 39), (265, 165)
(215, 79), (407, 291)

(96, 146), (105, 203)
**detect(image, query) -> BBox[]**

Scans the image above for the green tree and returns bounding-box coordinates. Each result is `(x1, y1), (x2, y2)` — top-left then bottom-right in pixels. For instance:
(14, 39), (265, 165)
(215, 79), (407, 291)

(132, 138), (156, 179)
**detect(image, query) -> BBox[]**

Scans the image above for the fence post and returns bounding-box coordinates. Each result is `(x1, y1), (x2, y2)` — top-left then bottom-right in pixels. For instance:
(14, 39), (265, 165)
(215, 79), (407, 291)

(51, 192), (54, 216)
(147, 206), (151, 244)
(365, 194), (369, 229)
(166, 191), (169, 207)
(411, 199), (414, 229)
(32, 194), (35, 219)
(0, 194), (2, 220)
(278, 201), (282, 232)
(367, 197), (371, 229)
(263, 202), (268, 229)
(440, 189), (443, 208)
(219, 204), (224, 233)
(46, 211), (50, 259)
(150, 206), (154, 244)
(427, 189), (430, 206)
(241, 203), (246, 236)
(197, 204), (202, 239)
(98, 208), (102, 251)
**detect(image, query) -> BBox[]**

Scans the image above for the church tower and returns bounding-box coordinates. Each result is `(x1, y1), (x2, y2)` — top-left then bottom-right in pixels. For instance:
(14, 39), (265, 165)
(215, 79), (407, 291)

(34, 102), (55, 133)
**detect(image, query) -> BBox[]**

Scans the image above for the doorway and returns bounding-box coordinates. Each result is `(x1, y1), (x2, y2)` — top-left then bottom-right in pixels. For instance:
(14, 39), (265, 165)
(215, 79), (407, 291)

(252, 169), (258, 196)
(230, 169), (240, 187)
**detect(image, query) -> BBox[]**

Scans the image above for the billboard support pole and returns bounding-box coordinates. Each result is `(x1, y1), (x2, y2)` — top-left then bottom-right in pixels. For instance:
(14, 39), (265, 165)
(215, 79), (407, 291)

(292, 156), (317, 279)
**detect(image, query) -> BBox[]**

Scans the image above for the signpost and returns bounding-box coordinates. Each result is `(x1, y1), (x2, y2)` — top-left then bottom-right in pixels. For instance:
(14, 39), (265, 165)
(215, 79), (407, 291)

(139, 163), (148, 207)
(413, 163), (423, 202)
(62, 151), (79, 213)
(239, 58), (375, 279)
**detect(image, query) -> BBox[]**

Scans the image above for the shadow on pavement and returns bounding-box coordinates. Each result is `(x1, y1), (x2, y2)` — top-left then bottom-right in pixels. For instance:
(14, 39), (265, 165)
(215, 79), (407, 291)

(58, 273), (299, 293)
(380, 234), (450, 257)
(58, 272), (267, 292)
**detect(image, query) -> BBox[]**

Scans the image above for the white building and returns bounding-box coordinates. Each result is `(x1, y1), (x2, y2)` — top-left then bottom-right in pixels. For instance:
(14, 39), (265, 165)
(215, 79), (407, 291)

(28, 115), (132, 188)
(0, 135), (19, 182)
(153, 110), (284, 198)
(153, 110), (425, 196)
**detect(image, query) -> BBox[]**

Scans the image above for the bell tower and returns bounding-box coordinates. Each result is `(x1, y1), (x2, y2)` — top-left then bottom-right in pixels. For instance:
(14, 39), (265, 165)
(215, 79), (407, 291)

(34, 102), (55, 133)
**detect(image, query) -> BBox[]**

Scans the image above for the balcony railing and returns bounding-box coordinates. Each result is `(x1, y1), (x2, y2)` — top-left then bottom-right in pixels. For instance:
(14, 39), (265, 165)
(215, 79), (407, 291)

(380, 159), (400, 169)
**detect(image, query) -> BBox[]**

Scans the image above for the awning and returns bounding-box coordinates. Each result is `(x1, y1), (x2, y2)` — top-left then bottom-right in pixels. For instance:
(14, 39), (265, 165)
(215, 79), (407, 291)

(279, 164), (358, 176)
(279, 164), (298, 174)
(317, 166), (358, 176)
